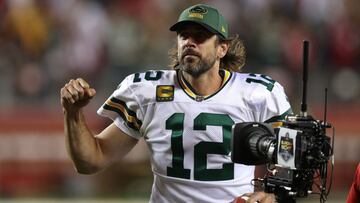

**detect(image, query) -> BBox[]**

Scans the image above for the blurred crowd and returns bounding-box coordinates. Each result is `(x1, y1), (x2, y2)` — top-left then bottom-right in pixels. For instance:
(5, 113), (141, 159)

(0, 0), (359, 199)
(0, 0), (359, 109)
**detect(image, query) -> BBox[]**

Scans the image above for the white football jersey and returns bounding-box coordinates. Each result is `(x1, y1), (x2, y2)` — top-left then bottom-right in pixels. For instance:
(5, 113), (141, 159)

(97, 69), (292, 203)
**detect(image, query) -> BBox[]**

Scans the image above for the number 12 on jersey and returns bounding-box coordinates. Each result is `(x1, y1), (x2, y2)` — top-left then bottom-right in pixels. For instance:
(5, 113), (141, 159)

(166, 113), (235, 181)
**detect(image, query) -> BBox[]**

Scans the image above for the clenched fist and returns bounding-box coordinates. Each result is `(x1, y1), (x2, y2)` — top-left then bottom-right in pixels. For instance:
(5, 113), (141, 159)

(60, 78), (96, 114)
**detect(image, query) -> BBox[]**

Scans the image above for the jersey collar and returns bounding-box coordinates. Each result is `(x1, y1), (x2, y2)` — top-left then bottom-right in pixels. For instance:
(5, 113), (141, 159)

(177, 69), (232, 101)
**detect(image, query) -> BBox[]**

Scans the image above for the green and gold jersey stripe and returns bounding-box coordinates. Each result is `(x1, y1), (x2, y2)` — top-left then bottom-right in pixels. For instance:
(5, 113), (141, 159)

(177, 69), (232, 101)
(103, 97), (142, 131)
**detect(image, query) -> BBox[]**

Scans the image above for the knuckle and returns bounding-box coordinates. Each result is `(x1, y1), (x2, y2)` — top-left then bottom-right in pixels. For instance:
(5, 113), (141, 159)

(77, 78), (86, 85)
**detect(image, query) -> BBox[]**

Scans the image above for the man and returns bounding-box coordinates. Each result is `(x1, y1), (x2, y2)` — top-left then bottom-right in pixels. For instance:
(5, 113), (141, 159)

(60, 4), (291, 203)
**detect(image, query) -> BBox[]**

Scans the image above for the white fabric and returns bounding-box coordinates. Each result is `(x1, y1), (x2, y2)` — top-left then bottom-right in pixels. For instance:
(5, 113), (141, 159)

(97, 70), (291, 203)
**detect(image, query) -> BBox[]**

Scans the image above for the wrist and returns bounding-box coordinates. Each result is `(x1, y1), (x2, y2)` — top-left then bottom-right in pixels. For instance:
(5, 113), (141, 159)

(64, 108), (82, 119)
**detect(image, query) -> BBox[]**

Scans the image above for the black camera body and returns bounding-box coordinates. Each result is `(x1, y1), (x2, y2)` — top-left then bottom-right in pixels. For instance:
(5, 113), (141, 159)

(231, 41), (334, 203)
(231, 115), (332, 202)
(279, 115), (331, 170)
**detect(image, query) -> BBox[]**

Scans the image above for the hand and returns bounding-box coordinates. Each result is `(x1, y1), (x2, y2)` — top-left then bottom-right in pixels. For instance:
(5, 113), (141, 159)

(60, 78), (96, 114)
(232, 192), (276, 203)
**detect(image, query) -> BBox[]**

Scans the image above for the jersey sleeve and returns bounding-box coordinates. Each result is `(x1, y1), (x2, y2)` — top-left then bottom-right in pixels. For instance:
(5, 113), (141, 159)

(262, 81), (292, 123)
(97, 75), (143, 139)
(243, 74), (292, 123)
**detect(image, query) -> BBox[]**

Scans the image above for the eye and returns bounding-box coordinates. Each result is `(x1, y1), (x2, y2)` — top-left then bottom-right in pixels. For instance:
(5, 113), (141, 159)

(193, 31), (212, 43)
(177, 30), (213, 43)
(196, 31), (207, 38)
(178, 32), (189, 40)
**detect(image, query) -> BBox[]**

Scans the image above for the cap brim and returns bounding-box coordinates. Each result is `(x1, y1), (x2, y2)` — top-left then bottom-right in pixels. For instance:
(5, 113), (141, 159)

(170, 20), (226, 39)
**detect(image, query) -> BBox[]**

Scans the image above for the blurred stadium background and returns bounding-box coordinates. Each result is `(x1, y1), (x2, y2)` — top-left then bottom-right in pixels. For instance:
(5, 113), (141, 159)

(0, 0), (359, 202)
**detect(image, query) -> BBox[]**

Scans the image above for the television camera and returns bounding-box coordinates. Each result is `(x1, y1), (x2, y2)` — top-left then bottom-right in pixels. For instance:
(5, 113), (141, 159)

(231, 41), (334, 203)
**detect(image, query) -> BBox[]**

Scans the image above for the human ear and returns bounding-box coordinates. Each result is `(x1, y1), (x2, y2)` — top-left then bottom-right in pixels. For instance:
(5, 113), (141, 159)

(218, 42), (229, 58)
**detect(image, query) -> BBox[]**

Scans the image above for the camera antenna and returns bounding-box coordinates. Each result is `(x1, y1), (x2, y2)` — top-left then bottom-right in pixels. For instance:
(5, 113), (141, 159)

(324, 88), (328, 124)
(300, 40), (309, 117)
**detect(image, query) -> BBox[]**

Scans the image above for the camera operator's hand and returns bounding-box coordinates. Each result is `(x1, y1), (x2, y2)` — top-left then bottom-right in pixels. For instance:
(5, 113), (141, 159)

(232, 192), (276, 203)
(60, 78), (96, 114)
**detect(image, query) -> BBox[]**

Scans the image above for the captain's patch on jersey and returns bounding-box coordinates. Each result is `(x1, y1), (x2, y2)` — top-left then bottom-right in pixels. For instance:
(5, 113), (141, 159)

(156, 85), (174, 102)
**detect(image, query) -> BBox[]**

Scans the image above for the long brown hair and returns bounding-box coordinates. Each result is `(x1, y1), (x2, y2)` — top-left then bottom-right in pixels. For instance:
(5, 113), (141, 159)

(168, 34), (246, 72)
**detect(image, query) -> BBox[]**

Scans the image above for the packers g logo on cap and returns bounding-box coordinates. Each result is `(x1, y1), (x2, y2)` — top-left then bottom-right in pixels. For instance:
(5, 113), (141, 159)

(170, 4), (229, 39)
(188, 6), (208, 19)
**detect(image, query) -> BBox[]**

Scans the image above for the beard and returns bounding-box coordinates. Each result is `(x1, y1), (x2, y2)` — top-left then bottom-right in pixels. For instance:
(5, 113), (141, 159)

(178, 48), (216, 78)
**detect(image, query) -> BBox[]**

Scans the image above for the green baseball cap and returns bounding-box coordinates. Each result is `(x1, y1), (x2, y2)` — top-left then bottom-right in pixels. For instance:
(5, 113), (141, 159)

(170, 4), (229, 39)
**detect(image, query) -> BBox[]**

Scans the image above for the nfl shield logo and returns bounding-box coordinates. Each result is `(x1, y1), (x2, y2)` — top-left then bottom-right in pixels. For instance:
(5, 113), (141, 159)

(279, 132), (294, 162)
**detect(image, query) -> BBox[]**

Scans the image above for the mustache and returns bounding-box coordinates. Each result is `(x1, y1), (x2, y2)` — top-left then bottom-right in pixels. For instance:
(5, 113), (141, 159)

(181, 48), (201, 59)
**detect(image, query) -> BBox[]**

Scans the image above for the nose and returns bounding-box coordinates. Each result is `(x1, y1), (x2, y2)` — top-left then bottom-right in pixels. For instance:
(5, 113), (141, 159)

(183, 36), (196, 48)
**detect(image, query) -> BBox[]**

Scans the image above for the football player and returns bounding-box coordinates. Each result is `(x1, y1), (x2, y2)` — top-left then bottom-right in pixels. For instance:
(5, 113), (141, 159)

(60, 4), (291, 203)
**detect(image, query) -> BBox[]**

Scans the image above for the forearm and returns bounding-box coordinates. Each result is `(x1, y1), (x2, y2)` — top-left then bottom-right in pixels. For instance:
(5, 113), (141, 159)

(64, 110), (104, 174)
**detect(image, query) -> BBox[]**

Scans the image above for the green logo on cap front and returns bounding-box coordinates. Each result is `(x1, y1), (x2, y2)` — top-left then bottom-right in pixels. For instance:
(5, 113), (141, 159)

(188, 6), (208, 19)
(170, 4), (229, 39)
